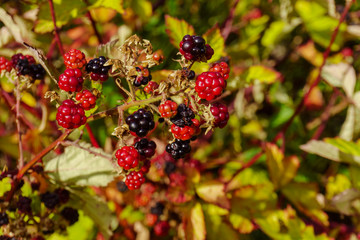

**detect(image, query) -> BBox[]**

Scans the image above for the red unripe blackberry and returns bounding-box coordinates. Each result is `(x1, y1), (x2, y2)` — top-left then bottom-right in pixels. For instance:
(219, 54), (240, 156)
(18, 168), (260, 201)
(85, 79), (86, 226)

(210, 103), (229, 128)
(179, 35), (213, 61)
(166, 139), (191, 159)
(145, 213), (158, 227)
(75, 89), (97, 110)
(125, 171), (145, 190)
(59, 68), (84, 92)
(115, 146), (140, 170)
(209, 62), (230, 80)
(0, 57), (12, 72)
(154, 220), (170, 236)
(159, 100), (178, 118)
(126, 109), (155, 137)
(153, 52), (164, 62)
(11, 53), (35, 66)
(63, 49), (86, 69)
(171, 119), (200, 141)
(195, 72), (226, 101)
(134, 138), (156, 158)
(144, 81), (159, 94)
(56, 99), (87, 129)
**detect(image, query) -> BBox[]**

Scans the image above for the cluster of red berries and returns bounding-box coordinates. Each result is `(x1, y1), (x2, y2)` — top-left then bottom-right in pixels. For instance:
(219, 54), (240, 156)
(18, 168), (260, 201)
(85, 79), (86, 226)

(144, 81), (159, 94)
(0, 54), (46, 80)
(209, 62), (230, 80)
(116, 139), (157, 190)
(179, 35), (214, 61)
(56, 49), (111, 129)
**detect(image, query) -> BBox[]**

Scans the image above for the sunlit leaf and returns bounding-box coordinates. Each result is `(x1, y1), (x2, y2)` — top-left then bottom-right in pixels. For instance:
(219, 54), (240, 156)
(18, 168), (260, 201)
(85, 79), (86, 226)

(245, 65), (282, 84)
(165, 15), (195, 48)
(0, 177), (11, 197)
(185, 203), (206, 240)
(195, 180), (230, 209)
(89, 0), (124, 14)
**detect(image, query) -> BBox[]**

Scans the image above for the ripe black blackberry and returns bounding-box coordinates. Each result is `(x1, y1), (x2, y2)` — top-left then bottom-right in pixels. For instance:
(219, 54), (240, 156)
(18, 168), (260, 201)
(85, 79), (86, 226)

(16, 59), (32, 76)
(61, 207), (79, 225)
(30, 64), (46, 80)
(170, 104), (195, 127)
(116, 181), (129, 193)
(0, 212), (9, 226)
(55, 188), (70, 204)
(126, 109), (155, 137)
(40, 192), (60, 209)
(166, 139), (191, 159)
(134, 138), (156, 158)
(85, 56), (111, 81)
(179, 35), (214, 61)
(150, 202), (164, 216)
(164, 161), (176, 175)
(17, 195), (32, 214)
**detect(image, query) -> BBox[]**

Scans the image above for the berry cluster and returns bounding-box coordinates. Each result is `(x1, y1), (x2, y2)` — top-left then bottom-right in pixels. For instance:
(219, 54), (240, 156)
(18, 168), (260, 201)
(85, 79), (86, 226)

(133, 66), (152, 87)
(166, 139), (191, 159)
(58, 68), (84, 92)
(195, 72), (226, 101)
(75, 89), (97, 110)
(126, 108), (155, 137)
(170, 104), (195, 127)
(209, 62), (230, 80)
(171, 118), (200, 141)
(159, 100), (178, 118)
(0, 53), (46, 80)
(210, 103), (229, 128)
(125, 171), (145, 190)
(56, 99), (87, 129)
(85, 56), (111, 81)
(115, 146), (141, 170)
(144, 81), (159, 94)
(134, 138), (156, 158)
(179, 35), (214, 61)
(64, 49), (86, 69)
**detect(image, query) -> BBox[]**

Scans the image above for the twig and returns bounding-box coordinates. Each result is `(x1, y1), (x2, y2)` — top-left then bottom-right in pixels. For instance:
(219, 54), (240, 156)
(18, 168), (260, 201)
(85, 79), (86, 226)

(126, 78), (136, 101)
(115, 78), (132, 98)
(15, 77), (24, 169)
(86, 12), (102, 44)
(221, 0), (240, 41)
(48, 0), (65, 55)
(273, 1), (354, 142)
(85, 123), (100, 148)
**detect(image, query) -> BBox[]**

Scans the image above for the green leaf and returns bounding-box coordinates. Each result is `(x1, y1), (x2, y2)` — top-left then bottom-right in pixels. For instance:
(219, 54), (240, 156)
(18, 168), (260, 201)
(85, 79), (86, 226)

(44, 142), (117, 187)
(325, 174), (351, 200)
(71, 189), (116, 240)
(165, 15), (195, 48)
(350, 165), (360, 190)
(185, 203), (206, 240)
(295, 1), (345, 50)
(35, 0), (87, 33)
(229, 213), (254, 234)
(119, 205), (145, 224)
(245, 65), (282, 84)
(225, 167), (269, 192)
(300, 139), (360, 165)
(0, 177), (11, 197)
(262, 19), (301, 48)
(325, 138), (360, 156)
(330, 188), (360, 215)
(339, 92), (360, 141)
(202, 25), (225, 62)
(195, 180), (230, 209)
(89, 0), (124, 13)
(130, 0), (152, 21)
(265, 143), (300, 189)
(282, 182), (329, 226)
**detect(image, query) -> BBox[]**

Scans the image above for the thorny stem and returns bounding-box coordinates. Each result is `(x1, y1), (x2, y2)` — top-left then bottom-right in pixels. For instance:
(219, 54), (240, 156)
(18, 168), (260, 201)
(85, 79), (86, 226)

(85, 123), (100, 148)
(274, 1), (354, 143)
(48, 0), (65, 56)
(15, 77), (24, 169)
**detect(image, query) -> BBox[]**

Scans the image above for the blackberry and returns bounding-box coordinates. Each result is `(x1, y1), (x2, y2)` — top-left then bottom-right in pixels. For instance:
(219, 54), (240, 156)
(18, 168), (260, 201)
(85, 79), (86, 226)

(115, 146), (140, 170)
(170, 104), (195, 127)
(154, 220), (170, 236)
(133, 66), (152, 87)
(134, 138), (156, 158)
(166, 139), (191, 159)
(179, 35), (214, 61)
(40, 192), (60, 209)
(195, 72), (226, 101)
(150, 202), (164, 216)
(126, 109), (155, 137)
(85, 56), (111, 82)
(125, 171), (145, 190)
(0, 57), (12, 72)
(187, 70), (195, 80)
(61, 207), (79, 225)
(11, 53), (35, 66)
(16, 59), (32, 76)
(30, 64), (46, 80)
(164, 161), (176, 175)
(55, 188), (70, 204)
(32, 165), (43, 173)
(56, 99), (87, 129)
(64, 49), (86, 69)
(171, 118), (200, 141)
(0, 212), (9, 226)
(158, 117), (164, 123)
(116, 181), (129, 193)
(144, 81), (159, 94)
(140, 159), (151, 173)
(17, 195), (32, 214)
(210, 103), (229, 128)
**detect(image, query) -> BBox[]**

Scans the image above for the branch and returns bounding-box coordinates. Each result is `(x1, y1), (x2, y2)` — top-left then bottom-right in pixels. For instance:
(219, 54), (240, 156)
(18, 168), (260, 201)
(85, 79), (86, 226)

(48, 0), (65, 55)
(85, 123), (100, 148)
(15, 77), (24, 169)
(86, 12), (102, 44)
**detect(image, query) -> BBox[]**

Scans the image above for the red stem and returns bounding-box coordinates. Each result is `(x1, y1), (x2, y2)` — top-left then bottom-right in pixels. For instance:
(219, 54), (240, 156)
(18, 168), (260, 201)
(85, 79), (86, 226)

(274, 1), (353, 142)
(85, 123), (100, 148)
(48, 0), (65, 56)
(86, 11), (102, 44)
